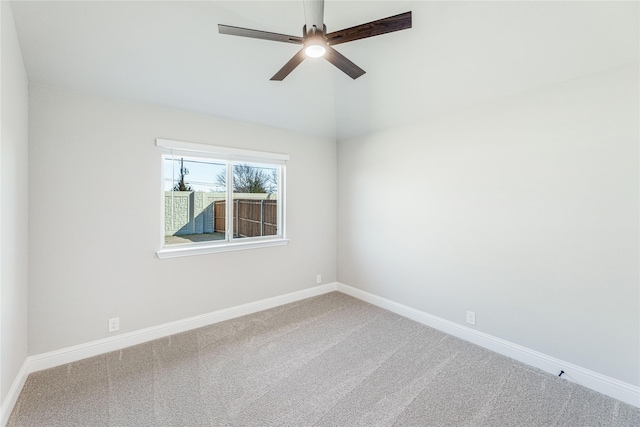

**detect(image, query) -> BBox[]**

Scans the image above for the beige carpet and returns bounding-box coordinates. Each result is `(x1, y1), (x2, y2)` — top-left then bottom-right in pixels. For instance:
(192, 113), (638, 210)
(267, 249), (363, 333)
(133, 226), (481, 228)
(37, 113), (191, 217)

(8, 292), (640, 426)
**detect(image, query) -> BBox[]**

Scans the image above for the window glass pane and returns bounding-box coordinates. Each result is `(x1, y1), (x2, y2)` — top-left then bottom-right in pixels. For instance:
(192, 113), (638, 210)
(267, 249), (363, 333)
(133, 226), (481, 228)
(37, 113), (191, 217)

(231, 163), (279, 239)
(163, 154), (227, 246)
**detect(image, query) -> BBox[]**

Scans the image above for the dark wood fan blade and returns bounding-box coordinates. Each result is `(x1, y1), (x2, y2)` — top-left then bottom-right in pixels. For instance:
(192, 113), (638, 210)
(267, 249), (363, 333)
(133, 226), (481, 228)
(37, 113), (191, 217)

(324, 46), (365, 80)
(325, 11), (412, 46)
(271, 49), (307, 81)
(218, 24), (303, 44)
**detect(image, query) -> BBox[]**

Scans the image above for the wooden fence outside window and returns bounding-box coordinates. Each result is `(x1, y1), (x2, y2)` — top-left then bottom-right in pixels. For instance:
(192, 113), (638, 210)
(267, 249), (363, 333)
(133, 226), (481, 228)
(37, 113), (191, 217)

(214, 199), (278, 238)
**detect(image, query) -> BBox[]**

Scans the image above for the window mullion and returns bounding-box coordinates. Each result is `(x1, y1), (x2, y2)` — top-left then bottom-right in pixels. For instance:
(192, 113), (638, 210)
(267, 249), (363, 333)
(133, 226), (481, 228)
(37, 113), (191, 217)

(279, 165), (285, 239)
(226, 161), (234, 243)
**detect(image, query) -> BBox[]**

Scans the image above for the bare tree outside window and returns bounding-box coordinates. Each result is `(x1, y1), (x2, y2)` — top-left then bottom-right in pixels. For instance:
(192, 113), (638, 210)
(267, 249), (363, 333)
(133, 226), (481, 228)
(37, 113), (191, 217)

(216, 163), (277, 194)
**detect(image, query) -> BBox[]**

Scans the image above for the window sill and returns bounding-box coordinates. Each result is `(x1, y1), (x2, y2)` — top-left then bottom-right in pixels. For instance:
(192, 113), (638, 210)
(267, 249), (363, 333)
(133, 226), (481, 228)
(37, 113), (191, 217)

(156, 238), (289, 259)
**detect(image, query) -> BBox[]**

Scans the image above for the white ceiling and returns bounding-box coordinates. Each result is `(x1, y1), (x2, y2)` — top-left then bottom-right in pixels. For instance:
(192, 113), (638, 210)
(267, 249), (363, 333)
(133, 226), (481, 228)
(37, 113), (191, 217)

(10, 1), (639, 141)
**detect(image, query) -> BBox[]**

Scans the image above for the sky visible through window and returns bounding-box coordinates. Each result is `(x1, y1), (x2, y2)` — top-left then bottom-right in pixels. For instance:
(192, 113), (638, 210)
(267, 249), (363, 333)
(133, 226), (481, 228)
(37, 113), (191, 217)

(164, 156), (278, 193)
(164, 156), (225, 192)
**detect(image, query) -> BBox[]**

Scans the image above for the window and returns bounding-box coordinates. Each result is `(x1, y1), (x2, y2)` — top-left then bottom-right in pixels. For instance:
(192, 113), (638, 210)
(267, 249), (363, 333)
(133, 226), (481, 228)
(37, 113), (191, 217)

(156, 139), (288, 258)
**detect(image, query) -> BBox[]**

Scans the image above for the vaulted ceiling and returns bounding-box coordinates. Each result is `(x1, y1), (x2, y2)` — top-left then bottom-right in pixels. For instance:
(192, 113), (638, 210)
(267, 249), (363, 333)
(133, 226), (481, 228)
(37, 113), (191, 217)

(10, 1), (639, 141)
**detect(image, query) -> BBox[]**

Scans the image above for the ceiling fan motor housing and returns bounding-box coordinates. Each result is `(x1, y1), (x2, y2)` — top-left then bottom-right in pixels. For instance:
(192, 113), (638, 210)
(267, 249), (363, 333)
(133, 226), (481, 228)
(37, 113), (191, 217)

(303, 25), (328, 58)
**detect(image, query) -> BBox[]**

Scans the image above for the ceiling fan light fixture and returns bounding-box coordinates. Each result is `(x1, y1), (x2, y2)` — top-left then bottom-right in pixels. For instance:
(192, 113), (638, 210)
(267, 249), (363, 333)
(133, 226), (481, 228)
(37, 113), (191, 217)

(304, 36), (326, 58)
(305, 44), (326, 58)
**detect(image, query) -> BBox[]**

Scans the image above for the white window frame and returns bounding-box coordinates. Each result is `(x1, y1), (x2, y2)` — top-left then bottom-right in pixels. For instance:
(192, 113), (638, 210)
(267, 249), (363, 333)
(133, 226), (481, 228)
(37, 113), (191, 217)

(156, 138), (289, 259)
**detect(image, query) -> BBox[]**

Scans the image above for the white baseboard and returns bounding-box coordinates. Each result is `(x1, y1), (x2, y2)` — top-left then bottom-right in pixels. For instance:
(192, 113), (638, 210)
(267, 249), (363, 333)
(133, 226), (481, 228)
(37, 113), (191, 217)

(337, 282), (640, 408)
(27, 283), (337, 373)
(1, 283), (338, 426)
(3, 280), (637, 426)
(1, 360), (29, 427)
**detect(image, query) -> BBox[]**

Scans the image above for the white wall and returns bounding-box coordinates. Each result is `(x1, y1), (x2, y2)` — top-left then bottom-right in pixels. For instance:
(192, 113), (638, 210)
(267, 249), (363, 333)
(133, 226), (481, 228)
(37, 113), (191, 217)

(337, 63), (639, 387)
(28, 85), (336, 355)
(1, 0), (29, 404)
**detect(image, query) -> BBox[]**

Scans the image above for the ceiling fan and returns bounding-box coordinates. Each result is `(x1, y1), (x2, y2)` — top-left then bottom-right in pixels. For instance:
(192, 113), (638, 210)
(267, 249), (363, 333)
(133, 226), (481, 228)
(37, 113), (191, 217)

(218, 0), (412, 81)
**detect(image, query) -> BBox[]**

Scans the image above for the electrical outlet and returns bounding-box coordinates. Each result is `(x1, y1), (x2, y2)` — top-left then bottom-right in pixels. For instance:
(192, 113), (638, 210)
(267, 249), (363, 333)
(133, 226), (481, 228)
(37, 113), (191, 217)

(466, 311), (476, 326)
(316, 274), (322, 284)
(108, 317), (120, 333)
